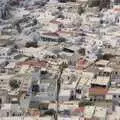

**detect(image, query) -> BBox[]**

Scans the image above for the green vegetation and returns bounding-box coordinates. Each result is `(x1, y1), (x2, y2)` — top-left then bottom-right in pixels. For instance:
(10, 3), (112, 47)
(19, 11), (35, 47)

(9, 79), (20, 90)
(79, 100), (94, 107)
(78, 6), (85, 15)
(25, 41), (38, 48)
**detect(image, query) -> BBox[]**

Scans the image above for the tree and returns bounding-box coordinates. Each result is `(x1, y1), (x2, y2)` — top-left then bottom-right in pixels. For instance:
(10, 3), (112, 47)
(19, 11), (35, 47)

(15, 23), (22, 33)
(58, 0), (67, 3)
(78, 6), (85, 15)
(32, 19), (37, 26)
(59, 62), (68, 74)
(88, 0), (100, 7)
(78, 48), (85, 56)
(88, 0), (110, 10)
(9, 0), (19, 6)
(103, 54), (114, 60)
(96, 49), (103, 59)
(99, 0), (110, 10)
(14, 44), (18, 49)
(9, 80), (20, 90)
(25, 41), (38, 48)
(58, 37), (66, 43)
(68, 0), (76, 2)
(79, 100), (94, 107)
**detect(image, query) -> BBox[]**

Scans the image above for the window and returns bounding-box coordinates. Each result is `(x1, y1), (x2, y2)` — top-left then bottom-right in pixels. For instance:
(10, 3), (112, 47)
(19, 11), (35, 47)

(40, 87), (45, 92)
(90, 98), (92, 101)
(114, 0), (120, 5)
(7, 112), (9, 117)
(115, 72), (118, 75)
(113, 95), (116, 98)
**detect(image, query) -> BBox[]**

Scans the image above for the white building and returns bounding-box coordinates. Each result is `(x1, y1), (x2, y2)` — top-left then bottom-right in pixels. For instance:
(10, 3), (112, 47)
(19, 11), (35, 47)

(0, 47), (12, 59)
(0, 75), (14, 91)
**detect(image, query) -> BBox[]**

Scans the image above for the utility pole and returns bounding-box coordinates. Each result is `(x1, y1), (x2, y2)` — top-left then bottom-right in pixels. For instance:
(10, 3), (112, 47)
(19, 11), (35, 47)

(55, 62), (68, 120)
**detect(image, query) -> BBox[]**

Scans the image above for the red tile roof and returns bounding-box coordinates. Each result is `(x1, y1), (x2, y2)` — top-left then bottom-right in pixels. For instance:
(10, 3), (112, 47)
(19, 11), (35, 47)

(78, 59), (86, 65)
(113, 8), (120, 12)
(43, 32), (59, 37)
(17, 60), (48, 68)
(76, 59), (88, 70)
(57, 30), (73, 34)
(50, 20), (61, 24)
(89, 87), (108, 96)
(73, 107), (84, 113)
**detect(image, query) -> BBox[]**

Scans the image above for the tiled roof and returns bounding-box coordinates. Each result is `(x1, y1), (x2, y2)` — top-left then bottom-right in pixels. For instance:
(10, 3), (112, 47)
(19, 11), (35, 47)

(72, 107), (84, 113)
(43, 32), (59, 37)
(17, 60), (48, 68)
(89, 87), (108, 96)
(50, 20), (61, 24)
